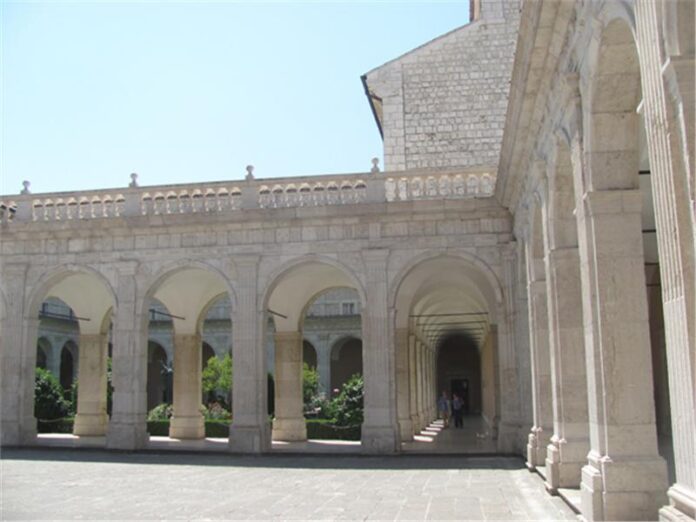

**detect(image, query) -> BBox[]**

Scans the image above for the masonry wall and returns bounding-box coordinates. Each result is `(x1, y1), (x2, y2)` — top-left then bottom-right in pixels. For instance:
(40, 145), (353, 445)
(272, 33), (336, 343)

(364, 0), (520, 171)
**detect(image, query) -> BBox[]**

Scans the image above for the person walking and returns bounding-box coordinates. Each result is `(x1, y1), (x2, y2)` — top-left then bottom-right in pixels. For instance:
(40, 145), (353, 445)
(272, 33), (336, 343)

(451, 393), (463, 428)
(437, 390), (451, 428)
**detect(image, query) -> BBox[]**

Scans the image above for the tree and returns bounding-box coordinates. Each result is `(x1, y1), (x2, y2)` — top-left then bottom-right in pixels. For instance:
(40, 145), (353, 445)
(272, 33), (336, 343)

(202, 353), (232, 408)
(302, 362), (320, 408)
(34, 367), (70, 420)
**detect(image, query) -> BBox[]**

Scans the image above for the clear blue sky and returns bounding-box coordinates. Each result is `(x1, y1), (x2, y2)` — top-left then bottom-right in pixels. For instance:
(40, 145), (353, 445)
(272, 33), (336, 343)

(1, 1), (469, 195)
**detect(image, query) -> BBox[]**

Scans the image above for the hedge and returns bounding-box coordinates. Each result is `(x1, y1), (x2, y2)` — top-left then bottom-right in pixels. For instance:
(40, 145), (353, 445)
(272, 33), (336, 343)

(37, 418), (361, 441)
(306, 419), (361, 441)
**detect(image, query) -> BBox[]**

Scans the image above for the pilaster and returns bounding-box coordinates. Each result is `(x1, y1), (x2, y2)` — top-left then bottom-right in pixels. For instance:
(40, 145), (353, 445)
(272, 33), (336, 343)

(73, 333), (109, 436)
(271, 331), (307, 442)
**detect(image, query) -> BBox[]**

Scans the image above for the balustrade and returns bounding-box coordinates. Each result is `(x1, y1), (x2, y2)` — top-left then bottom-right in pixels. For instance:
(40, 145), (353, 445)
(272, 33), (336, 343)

(1, 168), (495, 224)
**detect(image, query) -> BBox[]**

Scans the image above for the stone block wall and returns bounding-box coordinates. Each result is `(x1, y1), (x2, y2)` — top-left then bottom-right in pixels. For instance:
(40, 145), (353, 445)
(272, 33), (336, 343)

(363, 0), (519, 171)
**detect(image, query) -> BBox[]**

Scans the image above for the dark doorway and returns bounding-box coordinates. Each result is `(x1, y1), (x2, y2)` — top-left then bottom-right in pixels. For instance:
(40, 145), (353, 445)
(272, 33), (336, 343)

(450, 378), (470, 414)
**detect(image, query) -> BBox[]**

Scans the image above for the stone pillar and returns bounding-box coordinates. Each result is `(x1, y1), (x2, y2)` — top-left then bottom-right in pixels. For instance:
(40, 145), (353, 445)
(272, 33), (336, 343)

(395, 327), (412, 441)
(73, 334), (108, 436)
(107, 265), (148, 450)
(544, 247), (590, 491)
(361, 249), (399, 453)
(426, 348), (434, 422)
(526, 277), (553, 470)
(229, 255), (270, 453)
(577, 190), (668, 521)
(0, 263), (36, 446)
(408, 333), (420, 433)
(315, 334), (331, 396)
(271, 331), (306, 441)
(169, 334), (204, 439)
(46, 343), (61, 380)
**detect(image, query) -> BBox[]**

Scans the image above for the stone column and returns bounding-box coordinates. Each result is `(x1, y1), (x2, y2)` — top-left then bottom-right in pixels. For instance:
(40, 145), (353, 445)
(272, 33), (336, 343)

(107, 265), (148, 450)
(229, 255), (270, 453)
(46, 343), (61, 380)
(408, 333), (420, 433)
(577, 190), (668, 521)
(544, 247), (590, 491)
(361, 249), (399, 453)
(271, 331), (306, 441)
(395, 327), (412, 441)
(0, 263), (36, 446)
(169, 334), (204, 439)
(315, 334), (331, 396)
(525, 277), (553, 470)
(73, 334), (108, 436)
(426, 348), (434, 422)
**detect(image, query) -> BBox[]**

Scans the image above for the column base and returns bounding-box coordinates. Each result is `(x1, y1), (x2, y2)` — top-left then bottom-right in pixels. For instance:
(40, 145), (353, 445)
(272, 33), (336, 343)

(545, 436), (589, 491)
(73, 413), (108, 436)
(107, 417), (148, 450)
(659, 484), (696, 521)
(362, 424), (399, 454)
(169, 415), (205, 439)
(526, 426), (548, 470)
(228, 424), (270, 453)
(581, 454), (669, 521)
(1, 416), (37, 446)
(410, 414), (421, 434)
(272, 417), (307, 442)
(398, 418), (413, 441)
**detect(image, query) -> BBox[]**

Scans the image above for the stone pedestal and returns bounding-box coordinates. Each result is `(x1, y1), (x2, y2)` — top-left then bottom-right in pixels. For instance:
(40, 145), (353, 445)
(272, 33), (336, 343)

(74, 334), (109, 436)
(169, 334), (204, 439)
(272, 331), (306, 441)
(577, 190), (669, 520)
(525, 278), (553, 470)
(544, 247), (590, 491)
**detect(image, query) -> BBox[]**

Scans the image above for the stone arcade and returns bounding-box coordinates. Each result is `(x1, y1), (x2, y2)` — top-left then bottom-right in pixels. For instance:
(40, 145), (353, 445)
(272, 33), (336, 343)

(1, 1), (694, 521)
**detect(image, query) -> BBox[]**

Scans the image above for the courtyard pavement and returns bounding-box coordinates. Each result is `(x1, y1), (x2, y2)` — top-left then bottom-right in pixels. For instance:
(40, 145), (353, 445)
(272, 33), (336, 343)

(0, 448), (577, 520)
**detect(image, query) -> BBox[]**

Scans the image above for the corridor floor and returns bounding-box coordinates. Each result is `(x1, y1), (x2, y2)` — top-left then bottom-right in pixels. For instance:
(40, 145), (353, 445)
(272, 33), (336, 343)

(1, 448), (576, 520)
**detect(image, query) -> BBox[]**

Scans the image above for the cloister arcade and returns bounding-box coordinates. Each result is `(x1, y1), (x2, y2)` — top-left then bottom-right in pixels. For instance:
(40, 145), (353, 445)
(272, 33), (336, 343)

(1, 0), (693, 520)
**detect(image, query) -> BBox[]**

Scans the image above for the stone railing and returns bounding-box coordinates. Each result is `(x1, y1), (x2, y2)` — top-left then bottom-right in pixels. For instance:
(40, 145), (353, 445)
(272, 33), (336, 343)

(0, 168), (495, 225)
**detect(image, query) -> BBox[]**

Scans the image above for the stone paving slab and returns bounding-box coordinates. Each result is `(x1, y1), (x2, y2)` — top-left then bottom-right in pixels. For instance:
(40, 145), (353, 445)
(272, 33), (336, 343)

(0, 449), (577, 521)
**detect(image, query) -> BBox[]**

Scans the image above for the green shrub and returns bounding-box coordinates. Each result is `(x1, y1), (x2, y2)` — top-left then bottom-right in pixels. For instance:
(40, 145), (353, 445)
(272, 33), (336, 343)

(34, 367), (70, 420)
(302, 363), (320, 407)
(146, 419), (230, 438)
(203, 402), (231, 421)
(146, 420), (170, 436)
(147, 403), (173, 421)
(331, 374), (364, 427)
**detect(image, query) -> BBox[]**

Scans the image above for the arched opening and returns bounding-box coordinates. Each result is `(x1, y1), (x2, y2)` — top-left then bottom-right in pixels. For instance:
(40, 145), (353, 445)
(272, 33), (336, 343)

(330, 336), (363, 395)
(393, 255), (501, 453)
(264, 260), (364, 444)
(143, 265), (233, 440)
(59, 342), (77, 391)
(437, 334), (480, 415)
(302, 340), (317, 369)
(36, 338), (50, 370)
(147, 341), (170, 410)
(30, 270), (115, 439)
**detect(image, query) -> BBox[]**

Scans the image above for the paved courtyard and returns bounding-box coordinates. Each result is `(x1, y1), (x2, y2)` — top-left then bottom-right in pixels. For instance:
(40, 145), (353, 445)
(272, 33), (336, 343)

(1, 449), (576, 520)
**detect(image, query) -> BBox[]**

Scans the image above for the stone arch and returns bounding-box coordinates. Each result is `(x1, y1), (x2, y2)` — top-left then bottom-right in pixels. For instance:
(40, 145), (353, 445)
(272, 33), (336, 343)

(583, 16), (642, 192)
(262, 255), (367, 333)
(36, 337), (51, 370)
(26, 264), (117, 335)
(59, 340), (77, 390)
(329, 335), (362, 393)
(390, 251), (503, 331)
(141, 260), (237, 336)
(302, 339), (317, 369)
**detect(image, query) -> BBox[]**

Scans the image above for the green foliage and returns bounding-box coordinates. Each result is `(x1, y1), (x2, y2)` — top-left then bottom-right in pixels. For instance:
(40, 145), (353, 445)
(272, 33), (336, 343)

(302, 363), (320, 407)
(331, 374), (364, 427)
(147, 403), (173, 421)
(202, 402), (231, 421)
(146, 420), (230, 438)
(202, 354), (232, 407)
(34, 367), (70, 420)
(37, 418), (74, 434)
